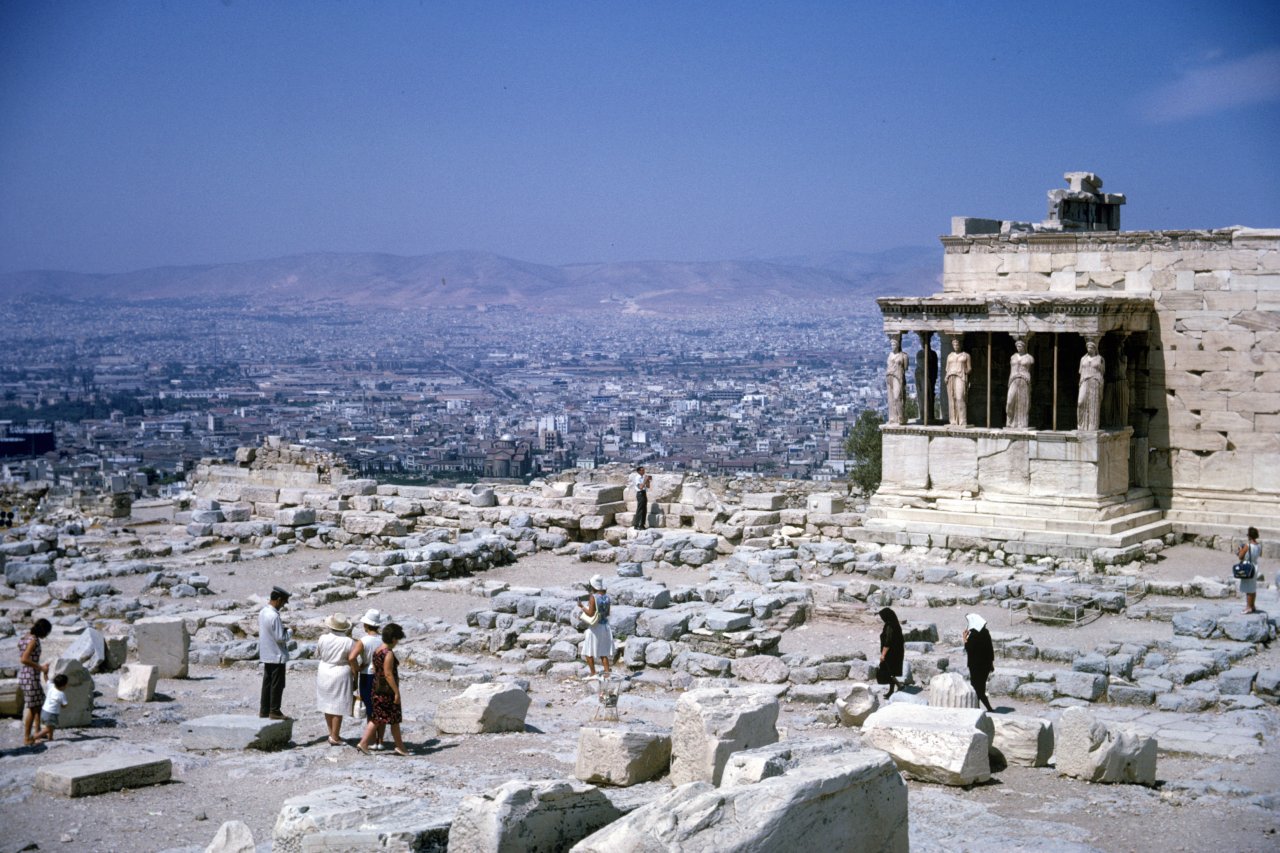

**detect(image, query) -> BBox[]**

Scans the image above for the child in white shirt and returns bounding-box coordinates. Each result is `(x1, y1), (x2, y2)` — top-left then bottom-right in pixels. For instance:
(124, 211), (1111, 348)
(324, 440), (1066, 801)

(37, 673), (68, 742)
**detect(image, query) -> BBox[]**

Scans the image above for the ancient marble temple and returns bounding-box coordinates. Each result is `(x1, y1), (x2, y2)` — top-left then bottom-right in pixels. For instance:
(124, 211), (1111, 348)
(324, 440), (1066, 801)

(865, 173), (1279, 558)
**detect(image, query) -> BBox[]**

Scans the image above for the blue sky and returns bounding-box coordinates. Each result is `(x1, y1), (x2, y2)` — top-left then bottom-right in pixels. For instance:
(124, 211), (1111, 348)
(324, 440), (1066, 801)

(1, 1), (1277, 274)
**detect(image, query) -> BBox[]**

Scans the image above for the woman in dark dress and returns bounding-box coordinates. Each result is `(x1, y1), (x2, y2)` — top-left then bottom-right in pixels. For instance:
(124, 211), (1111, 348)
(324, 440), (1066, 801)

(357, 622), (407, 756)
(877, 607), (905, 697)
(964, 613), (996, 712)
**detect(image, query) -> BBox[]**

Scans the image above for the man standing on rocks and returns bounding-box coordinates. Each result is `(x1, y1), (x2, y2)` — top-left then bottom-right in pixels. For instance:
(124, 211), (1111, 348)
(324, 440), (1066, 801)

(258, 586), (292, 720)
(628, 465), (651, 530)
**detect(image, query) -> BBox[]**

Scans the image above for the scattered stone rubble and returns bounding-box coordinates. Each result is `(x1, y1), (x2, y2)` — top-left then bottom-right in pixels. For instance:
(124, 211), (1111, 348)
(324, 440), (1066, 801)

(2, 443), (1278, 850)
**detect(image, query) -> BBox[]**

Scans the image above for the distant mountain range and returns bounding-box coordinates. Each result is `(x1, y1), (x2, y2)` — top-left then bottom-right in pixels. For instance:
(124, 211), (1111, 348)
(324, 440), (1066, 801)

(0, 247), (941, 313)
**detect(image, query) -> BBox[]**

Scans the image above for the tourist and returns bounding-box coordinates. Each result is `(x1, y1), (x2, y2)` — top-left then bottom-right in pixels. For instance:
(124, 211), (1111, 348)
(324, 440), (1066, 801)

(578, 574), (613, 678)
(258, 586), (292, 720)
(315, 613), (360, 746)
(357, 622), (408, 756)
(963, 613), (996, 712)
(1237, 526), (1262, 615)
(356, 609), (387, 749)
(35, 673), (69, 742)
(18, 617), (52, 746)
(876, 607), (905, 698)
(628, 465), (652, 530)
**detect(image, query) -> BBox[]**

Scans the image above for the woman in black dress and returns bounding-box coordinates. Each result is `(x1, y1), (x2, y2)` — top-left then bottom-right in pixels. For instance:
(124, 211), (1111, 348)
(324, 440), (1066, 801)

(357, 622), (407, 755)
(877, 607), (905, 697)
(964, 613), (996, 712)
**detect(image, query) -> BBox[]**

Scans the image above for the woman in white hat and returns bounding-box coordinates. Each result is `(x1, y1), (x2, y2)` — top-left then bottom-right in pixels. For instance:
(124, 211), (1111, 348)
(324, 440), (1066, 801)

(578, 574), (613, 677)
(355, 609), (387, 750)
(315, 613), (360, 745)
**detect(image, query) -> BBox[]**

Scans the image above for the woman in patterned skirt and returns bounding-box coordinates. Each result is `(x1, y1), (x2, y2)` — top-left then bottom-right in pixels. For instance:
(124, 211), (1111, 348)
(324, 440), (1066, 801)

(357, 622), (407, 756)
(19, 618), (52, 746)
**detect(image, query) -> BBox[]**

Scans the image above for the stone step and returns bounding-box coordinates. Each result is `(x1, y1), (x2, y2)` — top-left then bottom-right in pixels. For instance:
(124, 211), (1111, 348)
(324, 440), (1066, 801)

(861, 515), (1172, 556)
(870, 505), (1166, 538)
(35, 752), (172, 797)
(1165, 512), (1280, 542)
(181, 714), (294, 751)
(932, 493), (1158, 522)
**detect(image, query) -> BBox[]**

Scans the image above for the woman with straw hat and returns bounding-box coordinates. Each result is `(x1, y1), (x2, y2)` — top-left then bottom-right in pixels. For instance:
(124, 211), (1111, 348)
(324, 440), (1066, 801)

(315, 613), (360, 746)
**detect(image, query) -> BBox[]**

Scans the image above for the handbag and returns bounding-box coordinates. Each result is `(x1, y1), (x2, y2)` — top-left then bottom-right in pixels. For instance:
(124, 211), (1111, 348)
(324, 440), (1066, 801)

(1232, 561), (1256, 580)
(373, 674), (394, 696)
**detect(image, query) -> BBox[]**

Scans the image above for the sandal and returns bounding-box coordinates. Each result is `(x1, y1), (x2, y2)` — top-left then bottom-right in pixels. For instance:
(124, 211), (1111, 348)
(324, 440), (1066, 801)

(328, 738), (343, 746)
(393, 748), (410, 756)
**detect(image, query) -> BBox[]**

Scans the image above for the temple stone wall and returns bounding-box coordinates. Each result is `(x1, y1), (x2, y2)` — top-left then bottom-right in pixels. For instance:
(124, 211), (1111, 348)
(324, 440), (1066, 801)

(940, 227), (1280, 539)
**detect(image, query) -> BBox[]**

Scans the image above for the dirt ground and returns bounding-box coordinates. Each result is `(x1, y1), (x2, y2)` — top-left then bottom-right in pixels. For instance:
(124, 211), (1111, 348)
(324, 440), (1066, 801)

(1, 541), (1277, 852)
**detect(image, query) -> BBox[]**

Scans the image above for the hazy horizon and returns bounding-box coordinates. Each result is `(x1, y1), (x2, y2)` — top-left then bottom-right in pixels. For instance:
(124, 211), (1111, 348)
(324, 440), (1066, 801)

(2, 1), (1278, 277)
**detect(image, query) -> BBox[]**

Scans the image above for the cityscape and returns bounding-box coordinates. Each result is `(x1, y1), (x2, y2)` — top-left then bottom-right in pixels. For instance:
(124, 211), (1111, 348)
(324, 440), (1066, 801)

(1, 295), (894, 494)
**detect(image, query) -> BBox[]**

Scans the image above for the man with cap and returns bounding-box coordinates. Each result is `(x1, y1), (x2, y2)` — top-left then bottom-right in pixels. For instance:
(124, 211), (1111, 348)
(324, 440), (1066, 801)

(258, 586), (292, 719)
(578, 574), (613, 677)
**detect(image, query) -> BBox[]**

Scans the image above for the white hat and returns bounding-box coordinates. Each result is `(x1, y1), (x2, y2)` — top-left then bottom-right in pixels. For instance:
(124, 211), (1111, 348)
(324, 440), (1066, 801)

(965, 613), (987, 632)
(590, 574), (606, 591)
(360, 608), (385, 628)
(324, 613), (352, 634)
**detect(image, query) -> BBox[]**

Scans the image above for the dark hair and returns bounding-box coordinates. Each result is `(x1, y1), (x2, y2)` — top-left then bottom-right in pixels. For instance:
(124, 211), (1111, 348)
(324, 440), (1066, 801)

(31, 618), (52, 638)
(52, 673), (68, 688)
(1248, 527), (1259, 541)
(381, 622), (406, 644)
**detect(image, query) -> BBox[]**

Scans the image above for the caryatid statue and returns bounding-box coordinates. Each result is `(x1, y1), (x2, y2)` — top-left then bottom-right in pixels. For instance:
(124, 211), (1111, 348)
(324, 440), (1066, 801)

(885, 335), (909, 425)
(945, 336), (971, 426)
(1005, 337), (1034, 429)
(1077, 337), (1104, 431)
(914, 342), (939, 423)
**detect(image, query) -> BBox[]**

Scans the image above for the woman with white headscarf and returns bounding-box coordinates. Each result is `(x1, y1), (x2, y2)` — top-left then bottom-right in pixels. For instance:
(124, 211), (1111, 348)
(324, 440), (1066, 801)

(963, 613), (996, 712)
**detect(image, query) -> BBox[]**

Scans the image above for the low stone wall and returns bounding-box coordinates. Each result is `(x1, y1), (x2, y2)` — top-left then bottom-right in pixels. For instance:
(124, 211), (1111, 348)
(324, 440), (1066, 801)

(182, 440), (863, 557)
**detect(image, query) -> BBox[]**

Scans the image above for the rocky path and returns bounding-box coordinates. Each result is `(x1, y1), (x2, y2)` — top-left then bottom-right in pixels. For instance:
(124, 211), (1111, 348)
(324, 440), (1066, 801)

(2, 540), (1278, 852)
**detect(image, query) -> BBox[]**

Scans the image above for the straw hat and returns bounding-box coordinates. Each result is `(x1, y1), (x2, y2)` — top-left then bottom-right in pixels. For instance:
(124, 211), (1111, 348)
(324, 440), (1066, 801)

(323, 613), (352, 634)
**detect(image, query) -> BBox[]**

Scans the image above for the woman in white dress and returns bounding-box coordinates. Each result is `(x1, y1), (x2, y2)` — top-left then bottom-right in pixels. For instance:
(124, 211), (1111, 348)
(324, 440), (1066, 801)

(578, 574), (613, 677)
(1238, 526), (1262, 615)
(315, 613), (360, 745)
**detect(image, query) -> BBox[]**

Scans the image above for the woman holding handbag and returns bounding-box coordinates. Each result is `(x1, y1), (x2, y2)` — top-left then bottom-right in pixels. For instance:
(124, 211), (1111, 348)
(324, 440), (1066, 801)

(578, 574), (613, 678)
(1237, 527), (1262, 615)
